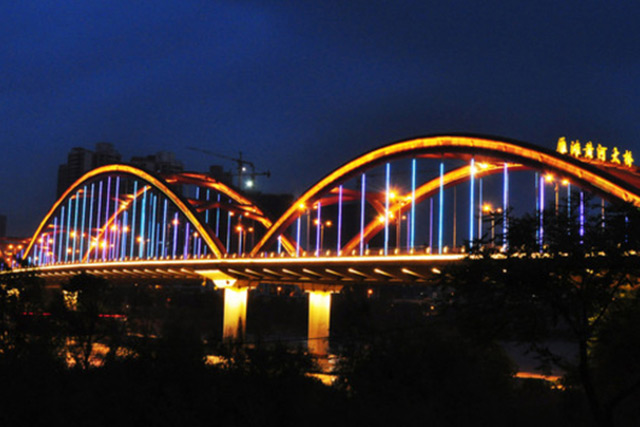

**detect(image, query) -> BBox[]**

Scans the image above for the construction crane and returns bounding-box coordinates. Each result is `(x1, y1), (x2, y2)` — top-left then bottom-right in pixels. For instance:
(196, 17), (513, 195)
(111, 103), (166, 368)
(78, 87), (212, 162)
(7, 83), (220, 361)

(187, 146), (270, 190)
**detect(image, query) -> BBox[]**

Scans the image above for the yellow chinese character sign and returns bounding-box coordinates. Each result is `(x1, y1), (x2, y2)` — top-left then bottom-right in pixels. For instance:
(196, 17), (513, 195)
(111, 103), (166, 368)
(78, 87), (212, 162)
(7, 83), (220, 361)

(556, 137), (568, 154)
(596, 144), (607, 162)
(611, 147), (621, 164)
(570, 140), (581, 157)
(583, 141), (594, 159)
(556, 137), (633, 169)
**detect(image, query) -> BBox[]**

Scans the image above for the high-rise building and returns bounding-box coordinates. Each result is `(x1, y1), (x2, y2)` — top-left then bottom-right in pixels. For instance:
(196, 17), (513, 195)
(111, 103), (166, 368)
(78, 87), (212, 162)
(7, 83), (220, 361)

(94, 142), (122, 166)
(208, 165), (234, 186)
(56, 143), (121, 197)
(0, 214), (6, 238)
(130, 151), (184, 175)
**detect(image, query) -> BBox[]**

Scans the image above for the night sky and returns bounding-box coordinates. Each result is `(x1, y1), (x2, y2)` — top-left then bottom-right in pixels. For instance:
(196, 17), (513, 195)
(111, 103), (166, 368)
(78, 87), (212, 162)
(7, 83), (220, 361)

(2, 1), (639, 236)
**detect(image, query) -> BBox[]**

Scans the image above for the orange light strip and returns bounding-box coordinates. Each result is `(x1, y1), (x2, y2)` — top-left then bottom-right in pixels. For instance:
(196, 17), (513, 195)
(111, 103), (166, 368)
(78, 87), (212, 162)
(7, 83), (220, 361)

(166, 172), (297, 256)
(251, 135), (640, 256)
(25, 165), (224, 260)
(5, 252), (466, 275)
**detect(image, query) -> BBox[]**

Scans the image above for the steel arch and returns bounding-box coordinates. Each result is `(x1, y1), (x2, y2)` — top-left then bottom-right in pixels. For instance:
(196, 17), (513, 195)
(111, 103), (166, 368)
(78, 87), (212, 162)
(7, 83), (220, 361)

(251, 134), (640, 255)
(25, 165), (225, 260)
(165, 172), (297, 255)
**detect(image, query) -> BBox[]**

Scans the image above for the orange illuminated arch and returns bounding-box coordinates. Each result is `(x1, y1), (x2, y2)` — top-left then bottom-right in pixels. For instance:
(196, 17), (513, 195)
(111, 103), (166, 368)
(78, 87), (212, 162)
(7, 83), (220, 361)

(165, 172), (297, 255)
(25, 165), (225, 260)
(251, 134), (640, 255)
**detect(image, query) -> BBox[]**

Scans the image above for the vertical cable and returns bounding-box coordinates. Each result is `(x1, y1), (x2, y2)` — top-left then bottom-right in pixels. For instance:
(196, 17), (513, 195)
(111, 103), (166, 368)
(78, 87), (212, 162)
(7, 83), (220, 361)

(469, 159), (475, 248)
(439, 162), (444, 254)
(316, 202), (322, 256)
(411, 158), (416, 250)
(130, 181), (138, 258)
(502, 163), (509, 249)
(337, 185), (343, 255)
(384, 163), (390, 255)
(360, 173), (366, 256)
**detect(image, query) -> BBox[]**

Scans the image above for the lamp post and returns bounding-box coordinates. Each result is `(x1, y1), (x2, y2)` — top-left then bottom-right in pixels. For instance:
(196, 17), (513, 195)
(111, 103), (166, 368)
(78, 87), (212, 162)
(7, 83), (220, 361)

(482, 204), (503, 244)
(314, 219), (332, 253)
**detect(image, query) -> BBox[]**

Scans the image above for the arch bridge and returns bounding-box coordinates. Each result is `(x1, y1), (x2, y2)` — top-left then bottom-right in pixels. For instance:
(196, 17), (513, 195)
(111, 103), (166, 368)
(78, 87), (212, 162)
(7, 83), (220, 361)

(4, 134), (640, 354)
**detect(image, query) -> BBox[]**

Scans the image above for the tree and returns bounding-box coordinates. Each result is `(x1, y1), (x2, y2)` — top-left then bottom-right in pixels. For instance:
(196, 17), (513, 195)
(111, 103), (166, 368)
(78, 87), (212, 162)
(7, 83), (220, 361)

(442, 196), (640, 427)
(59, 273), (126, 369)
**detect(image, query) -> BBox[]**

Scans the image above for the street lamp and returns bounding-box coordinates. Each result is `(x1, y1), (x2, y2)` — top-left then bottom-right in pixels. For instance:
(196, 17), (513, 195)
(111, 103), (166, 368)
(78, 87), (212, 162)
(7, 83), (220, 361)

(482, 203), (502, 242)
(314, 219), (332, 253)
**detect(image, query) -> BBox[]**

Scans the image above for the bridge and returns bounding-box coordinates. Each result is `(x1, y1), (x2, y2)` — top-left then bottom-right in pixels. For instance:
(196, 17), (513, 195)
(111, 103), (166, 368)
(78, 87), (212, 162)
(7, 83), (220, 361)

(3, 134), (640, 354)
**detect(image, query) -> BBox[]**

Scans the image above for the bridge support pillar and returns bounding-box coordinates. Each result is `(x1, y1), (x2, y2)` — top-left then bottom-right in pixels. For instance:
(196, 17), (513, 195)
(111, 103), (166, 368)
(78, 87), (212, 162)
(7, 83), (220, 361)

(304, 285), (341, 356)
(223, 285), (248, 341)
(308, 290), (331, 355)
(195, 270), (252, 342)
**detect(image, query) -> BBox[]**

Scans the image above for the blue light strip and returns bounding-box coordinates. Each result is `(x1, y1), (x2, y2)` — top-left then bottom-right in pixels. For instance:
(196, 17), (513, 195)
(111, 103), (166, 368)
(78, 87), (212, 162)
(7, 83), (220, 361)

(58, 208), (65, 262)
(539, 174), (545, 251)
(277, 235), (282, 254)
(238, 217), (243, 255)
(384, 163), (390, 255)
(316, 202), (322, 256)
(337, 185), (343, 255)
(205, 189), (210, 224)
(155, 223), (160, 258)
(215, 194), (221, 236)
(52, 217), (58, 263)
(130, 181), (138, 258)
(478, 178), (483, 240)
(139, 186), (147, 258)
(72, 190), (80, 262)
(148, 194), (154, 258)
(410, 158), (416, 250)
(65, 198), (72, 263)
(80, 185), (87, 260)
(502, 163), (508, 249)
(45, 234), (50, 265)
(469, 159), (474, 248)
(439, 162), (444, 254)
(296, 216), (301, 257)
(579, 191), (585, 241)
(87, 183), (94, 259)
(360, 173), (366, 256)
(95, 180), (103, 261)
(567, 183), (571, 220)
(113, 177), (120, 260)
(150, 194), (157, 258)
(162, 199), (168, 258)
(534, 173), (539, 244)
(103, 177), (111, 261)
(121, 211), (128, 260)
(172, 212), (178, 258)
(184, 222), (190, 259)
(226, 210), (231, 253)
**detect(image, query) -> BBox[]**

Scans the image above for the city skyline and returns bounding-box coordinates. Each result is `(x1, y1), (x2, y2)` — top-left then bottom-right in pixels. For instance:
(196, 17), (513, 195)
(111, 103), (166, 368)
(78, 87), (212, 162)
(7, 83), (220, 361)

(2, 1), (640, 235)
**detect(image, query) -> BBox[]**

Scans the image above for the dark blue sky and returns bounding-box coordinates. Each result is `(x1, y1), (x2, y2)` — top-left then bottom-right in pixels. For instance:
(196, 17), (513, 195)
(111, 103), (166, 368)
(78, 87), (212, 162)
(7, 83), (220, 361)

(2, 1), (639, 236)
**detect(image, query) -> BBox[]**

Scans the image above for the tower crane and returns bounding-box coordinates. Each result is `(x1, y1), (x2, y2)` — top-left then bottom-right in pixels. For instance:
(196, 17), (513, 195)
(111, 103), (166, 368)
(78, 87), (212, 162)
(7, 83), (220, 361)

(187, 146), (270, 190)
